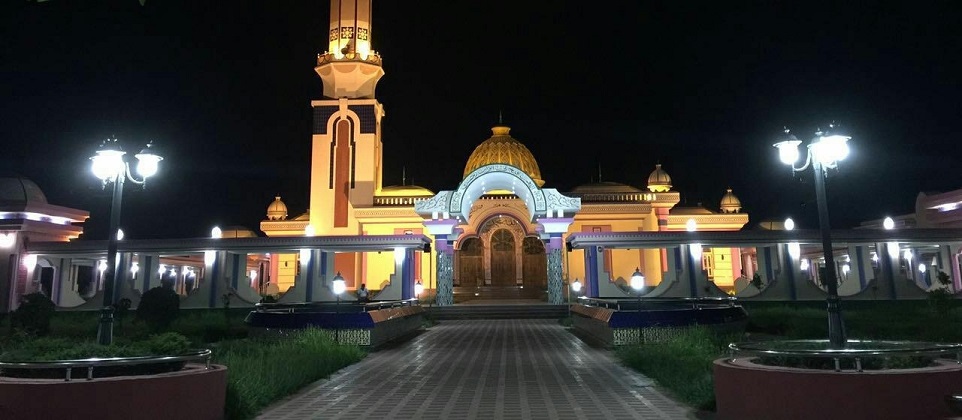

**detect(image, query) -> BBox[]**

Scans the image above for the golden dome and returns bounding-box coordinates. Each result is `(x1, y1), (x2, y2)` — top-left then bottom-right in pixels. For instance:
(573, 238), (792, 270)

(463, 125), (544, 187)
(719, 188), (742, 213)
(266, 196), (288, 221)
(647, 164), (672, 192)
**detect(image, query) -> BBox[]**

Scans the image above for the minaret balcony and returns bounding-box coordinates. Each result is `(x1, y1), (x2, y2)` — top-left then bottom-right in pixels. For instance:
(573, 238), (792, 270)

(316, 51), (382, 67)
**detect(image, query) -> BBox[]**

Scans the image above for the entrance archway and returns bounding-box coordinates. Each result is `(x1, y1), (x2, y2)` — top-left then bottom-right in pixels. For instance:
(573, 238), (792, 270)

(417, 164), (581, 305)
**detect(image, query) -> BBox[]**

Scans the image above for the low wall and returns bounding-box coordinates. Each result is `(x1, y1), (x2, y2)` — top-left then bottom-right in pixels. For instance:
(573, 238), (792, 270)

(570, 304), (747, 346)
(246, 305), (424, 347)
(0, 364), (227, 420)
(714, 358), (962, 420)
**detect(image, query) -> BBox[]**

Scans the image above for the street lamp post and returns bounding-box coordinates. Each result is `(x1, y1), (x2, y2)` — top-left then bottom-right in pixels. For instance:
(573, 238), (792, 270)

(90, 138), (163, 345)
(569, 278), (582, 317)
(332, 272), (346, 344)
(414, 280), (424, 303)
(774, 125), (851, 348)
(630, 268), (645, 344)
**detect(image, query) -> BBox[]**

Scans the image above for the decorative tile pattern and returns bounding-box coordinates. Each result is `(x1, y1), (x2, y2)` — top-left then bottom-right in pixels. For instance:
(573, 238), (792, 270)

(436, 252), (454, 306)
(546, 248), (564, 304)
(258, 320), (692, 419)
(613, 327), (688, 346)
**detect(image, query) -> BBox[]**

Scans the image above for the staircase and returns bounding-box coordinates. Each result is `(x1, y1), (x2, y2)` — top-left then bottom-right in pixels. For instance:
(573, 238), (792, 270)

(426, 304), (569, 320)
(452, 286), (545, 302)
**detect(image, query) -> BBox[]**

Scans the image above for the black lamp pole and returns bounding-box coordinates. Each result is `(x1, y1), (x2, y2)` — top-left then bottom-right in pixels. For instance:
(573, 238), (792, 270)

(97, 173), (125, 345)
(812, 157), (847, 348)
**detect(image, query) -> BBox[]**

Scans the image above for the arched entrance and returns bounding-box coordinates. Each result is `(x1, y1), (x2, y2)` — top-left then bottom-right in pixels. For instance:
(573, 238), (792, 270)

(416, 164), (581, 305)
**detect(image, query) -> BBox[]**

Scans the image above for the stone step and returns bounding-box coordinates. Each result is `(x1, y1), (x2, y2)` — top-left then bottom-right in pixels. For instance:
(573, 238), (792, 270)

(426, 304), (569, 320)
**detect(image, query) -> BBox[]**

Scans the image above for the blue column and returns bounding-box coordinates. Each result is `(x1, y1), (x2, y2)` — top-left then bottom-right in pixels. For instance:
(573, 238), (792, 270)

(585, 246), (599, 298)
(401, 248), (415, 300)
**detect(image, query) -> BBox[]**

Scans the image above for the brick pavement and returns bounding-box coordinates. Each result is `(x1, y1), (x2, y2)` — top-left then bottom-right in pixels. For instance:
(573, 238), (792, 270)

(257, 319), (694, 419)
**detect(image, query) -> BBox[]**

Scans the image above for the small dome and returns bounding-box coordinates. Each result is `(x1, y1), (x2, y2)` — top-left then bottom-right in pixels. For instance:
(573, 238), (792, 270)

(463, 125), (544, 187)
(379, 185), (435, 197)
(266, 196), (288, 220)
(0, 177), (48, 207)
(647, 164), (672, 192)
(292, 211), (310, 221)
(220, 226), (258, 238)
(719, 188), (742, 213)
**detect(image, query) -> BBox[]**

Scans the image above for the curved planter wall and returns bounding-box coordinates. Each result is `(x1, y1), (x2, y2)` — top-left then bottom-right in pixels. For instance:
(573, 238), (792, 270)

(0, 364), (227, 420)
(714, 358), (962, 420)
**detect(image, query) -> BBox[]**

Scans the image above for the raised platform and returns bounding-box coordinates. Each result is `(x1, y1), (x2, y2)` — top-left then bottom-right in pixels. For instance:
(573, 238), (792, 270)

(245, 300), (424, 347)
(570, 297), (748, 346)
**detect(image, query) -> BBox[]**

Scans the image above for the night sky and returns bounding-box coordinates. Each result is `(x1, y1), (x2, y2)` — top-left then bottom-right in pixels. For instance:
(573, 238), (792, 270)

(2, 1), (960, 240)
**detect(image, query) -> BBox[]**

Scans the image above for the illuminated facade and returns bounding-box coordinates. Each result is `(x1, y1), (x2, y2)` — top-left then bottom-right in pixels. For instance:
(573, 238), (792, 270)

(259, 0), (751, 303)
(0, 178), (88, 312)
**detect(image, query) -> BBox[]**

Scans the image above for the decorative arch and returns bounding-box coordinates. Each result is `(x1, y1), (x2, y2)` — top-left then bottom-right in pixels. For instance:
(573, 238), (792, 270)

(415, 163), (580, 223)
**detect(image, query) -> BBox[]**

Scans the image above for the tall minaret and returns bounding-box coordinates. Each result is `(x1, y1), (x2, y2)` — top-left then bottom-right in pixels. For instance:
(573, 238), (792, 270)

(309, 0), (386, 235)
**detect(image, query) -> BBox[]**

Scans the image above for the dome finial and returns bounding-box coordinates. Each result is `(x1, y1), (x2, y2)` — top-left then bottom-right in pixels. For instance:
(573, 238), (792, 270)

(498, 109), (503, 125)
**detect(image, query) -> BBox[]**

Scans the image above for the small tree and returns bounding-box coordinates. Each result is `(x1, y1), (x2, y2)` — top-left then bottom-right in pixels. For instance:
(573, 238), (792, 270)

(11, 292), (56, 336)
(136, 286), (180, 333)
(929, 271), (955, 316)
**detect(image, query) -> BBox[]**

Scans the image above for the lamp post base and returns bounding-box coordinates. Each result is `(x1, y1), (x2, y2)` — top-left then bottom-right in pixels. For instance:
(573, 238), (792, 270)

(96, 306), (115, 345)
(826, 296), (847, 348)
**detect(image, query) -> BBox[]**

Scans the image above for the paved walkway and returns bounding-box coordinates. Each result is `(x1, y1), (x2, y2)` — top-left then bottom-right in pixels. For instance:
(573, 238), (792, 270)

(258, 320), (694, 419)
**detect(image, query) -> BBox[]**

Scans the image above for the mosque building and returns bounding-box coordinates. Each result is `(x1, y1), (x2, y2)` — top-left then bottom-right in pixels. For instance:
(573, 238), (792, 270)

(258, 0), (751, 302)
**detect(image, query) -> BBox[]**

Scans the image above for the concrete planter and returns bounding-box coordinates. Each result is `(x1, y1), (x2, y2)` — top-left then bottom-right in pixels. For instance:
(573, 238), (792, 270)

(0, 363), (227, 420)
(714, 357), (962, 420)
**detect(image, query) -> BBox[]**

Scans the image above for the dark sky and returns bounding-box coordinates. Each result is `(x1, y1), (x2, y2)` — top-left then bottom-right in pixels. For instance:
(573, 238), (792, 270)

(2, 1), (961, 240)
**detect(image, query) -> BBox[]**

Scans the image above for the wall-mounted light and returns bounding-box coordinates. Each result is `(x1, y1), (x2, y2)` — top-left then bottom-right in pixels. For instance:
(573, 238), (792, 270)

(882, 217), (895, 230)
(788, 242), (801, 260)
(0, 232), (15, 248)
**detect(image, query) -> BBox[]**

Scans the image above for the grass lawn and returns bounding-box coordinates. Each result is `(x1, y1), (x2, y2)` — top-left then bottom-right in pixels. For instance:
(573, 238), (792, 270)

(617, 299), (962, 412)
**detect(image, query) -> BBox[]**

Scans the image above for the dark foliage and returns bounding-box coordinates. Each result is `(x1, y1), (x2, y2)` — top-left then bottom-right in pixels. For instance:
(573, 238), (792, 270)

(11, 292), (56, 336)
(136, 286), (180, 333)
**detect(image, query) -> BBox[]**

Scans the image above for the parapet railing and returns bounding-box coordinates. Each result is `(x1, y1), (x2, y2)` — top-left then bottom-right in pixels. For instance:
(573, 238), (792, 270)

(254, 299), (419, 313)
(577, 296), (738, 311)
(0, 349), (212, 382)
(729, 340), (962, 372)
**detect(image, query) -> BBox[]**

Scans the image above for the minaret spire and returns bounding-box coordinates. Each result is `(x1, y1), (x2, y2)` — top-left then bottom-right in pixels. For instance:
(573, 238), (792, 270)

(498, 110), (503, 125)
(402, 166), (407, 186)
(315, 0), (383, 99)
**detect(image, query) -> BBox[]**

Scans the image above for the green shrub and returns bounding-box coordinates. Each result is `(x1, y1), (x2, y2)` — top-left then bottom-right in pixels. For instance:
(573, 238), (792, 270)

(0, 332), (192, 362)
(137, 286), (180, 333)
(135, 332), (191, 355)
(11, 292), (56, 336)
